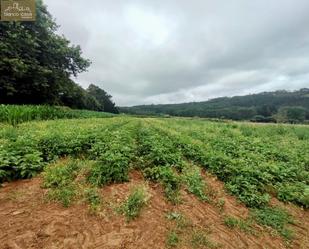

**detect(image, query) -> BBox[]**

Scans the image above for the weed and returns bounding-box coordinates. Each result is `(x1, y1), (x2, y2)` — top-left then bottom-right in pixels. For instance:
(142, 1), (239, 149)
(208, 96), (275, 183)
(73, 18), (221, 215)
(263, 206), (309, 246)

(166, 230), (180, 247)
(224, 216), (253, 234)
(84, 187), (102, 213)
(119, 185), (149, 221)
(47, 183), (77, 207)
(216, 198), (225, 212)
(43, 159), (83, 207)
(166, 211), (183, 221)
(190, 229), (219, 249)
(43, 159), (81, 188)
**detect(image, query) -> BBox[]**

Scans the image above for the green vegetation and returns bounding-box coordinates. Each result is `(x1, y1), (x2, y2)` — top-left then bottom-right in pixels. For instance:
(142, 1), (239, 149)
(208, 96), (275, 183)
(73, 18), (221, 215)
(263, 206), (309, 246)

(166, 230), (180, 247)
(43, 159), (82, 207)
(151, 119), (309, 209)
(0, 105), (115, 125)
(251, 207), (294, 240)
(182, 165), (209, 201)
(0, 114), (308, 241)
(83, 187), (102, 213)
(43, 158), (104, 210)
(190, 230), (219, 249)
(223, 216), (253, 234)
(144, 166), (181, 204)
(121, 89), (309, 123)
(0, 1), (118, 113)
(0, 117), (128, 182)
(119, 185), (149, 221)
(166, 212), (219, 249)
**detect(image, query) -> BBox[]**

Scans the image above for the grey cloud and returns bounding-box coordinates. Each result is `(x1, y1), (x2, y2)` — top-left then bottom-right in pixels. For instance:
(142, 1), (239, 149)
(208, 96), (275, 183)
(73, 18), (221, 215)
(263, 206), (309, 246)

(45, 0), (309, 106)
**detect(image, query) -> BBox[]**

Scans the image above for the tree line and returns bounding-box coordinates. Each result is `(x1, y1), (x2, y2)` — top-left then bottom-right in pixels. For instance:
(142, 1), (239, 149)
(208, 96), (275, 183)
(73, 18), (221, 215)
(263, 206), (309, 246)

(121, 89), (309, 123)
(0, 0), (118, 113)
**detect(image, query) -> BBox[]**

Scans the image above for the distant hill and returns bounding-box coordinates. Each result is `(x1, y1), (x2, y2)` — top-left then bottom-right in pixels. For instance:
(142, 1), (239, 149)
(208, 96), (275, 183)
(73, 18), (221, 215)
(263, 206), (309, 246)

(120, 89), (309, 123)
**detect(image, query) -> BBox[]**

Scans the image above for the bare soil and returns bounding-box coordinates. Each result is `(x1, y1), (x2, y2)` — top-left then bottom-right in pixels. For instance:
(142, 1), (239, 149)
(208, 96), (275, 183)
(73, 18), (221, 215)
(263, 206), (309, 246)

(0, 171), (308, 249)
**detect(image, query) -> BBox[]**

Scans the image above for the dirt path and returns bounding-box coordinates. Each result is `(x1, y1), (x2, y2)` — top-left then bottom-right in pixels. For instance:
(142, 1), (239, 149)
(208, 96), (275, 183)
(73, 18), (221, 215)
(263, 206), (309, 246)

(0, 172), (308, 249)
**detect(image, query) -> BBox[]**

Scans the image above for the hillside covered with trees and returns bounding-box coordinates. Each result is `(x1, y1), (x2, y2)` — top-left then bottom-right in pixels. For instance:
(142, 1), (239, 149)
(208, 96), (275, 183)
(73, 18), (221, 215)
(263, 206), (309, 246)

(121, 89), (309, 123)
(0, 0), (118, 113)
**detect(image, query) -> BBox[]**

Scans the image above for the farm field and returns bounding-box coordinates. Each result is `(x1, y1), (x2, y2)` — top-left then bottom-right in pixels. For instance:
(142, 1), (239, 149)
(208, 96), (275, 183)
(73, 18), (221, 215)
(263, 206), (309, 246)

(0, 116), (308, 249)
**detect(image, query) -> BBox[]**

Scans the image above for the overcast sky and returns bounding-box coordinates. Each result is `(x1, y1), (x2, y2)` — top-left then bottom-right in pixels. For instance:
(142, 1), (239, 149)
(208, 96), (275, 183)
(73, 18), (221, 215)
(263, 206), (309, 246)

(44, 0), (309, 106)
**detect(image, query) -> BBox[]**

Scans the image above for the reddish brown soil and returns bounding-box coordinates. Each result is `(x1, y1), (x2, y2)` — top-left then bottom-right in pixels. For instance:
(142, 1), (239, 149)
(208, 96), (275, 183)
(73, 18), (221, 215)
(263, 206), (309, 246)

(0, 171), (308, 249)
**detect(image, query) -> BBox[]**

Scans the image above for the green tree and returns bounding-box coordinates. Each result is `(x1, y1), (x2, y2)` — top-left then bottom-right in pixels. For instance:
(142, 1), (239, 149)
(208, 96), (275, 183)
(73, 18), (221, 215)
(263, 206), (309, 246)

(0, 0), (90, 104)
(87, 84), (119, 113)
(275, 106), (306, 123)
(59, 80), (101, 110)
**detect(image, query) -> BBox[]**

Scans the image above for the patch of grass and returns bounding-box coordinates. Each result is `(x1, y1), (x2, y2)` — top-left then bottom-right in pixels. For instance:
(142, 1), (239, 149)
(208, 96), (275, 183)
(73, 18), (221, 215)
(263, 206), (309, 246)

(224, 216), (253, 234)
(165, 211), (219, 249)
(43, 159), (81, 188)
(166, 230), (180, 248)
(190, 229), (219, 249)
(47, 183), (77, 207)
(251, 207), (294, 240)
(43, 158), (86, 207)
(84, 187), (102, 213)
(216, 198), (225, 212)
(119, 185), (149, 221)
(183, 166), (209, 202)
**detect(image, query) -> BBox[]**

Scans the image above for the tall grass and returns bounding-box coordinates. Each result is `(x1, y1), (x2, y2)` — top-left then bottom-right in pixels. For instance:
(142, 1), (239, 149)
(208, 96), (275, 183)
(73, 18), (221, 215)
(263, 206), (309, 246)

(0, 105), (115, 125)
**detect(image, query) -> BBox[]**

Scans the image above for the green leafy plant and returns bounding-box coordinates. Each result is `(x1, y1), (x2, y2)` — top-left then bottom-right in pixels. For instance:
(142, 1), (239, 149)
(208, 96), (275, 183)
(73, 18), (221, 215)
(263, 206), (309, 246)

(183, 166), (209, 201)
(251, 207), (294, 240)
(143, 166), (181, 204)
(119, 185), (149, 221)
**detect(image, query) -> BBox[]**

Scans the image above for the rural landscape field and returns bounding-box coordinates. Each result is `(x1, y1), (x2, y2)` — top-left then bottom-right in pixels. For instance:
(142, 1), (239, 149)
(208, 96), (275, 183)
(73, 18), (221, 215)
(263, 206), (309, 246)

(1, 0), (309, 248)
(0, 107), (308, 249)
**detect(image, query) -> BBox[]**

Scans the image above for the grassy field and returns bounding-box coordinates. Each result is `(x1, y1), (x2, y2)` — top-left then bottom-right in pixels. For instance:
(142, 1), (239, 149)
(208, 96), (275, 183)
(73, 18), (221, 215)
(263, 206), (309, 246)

(0, 115), (308, 246)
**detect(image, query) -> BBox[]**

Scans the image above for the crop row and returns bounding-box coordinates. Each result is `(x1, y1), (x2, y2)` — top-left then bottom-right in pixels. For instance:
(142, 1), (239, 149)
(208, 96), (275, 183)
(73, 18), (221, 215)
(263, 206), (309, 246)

(0, 118), (130, 182)
(151, 119), (309, 208)
(0, 105), (115, 126)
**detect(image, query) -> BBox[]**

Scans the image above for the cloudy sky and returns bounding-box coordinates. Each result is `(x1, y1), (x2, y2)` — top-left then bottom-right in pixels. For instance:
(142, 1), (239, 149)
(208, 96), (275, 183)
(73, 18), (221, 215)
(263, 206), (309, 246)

(44, 0), (309, 106)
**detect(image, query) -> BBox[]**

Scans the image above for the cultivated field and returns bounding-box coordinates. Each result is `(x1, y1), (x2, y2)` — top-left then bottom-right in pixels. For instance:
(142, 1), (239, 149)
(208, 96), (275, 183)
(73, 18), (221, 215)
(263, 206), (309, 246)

(0, 116), (308, 249)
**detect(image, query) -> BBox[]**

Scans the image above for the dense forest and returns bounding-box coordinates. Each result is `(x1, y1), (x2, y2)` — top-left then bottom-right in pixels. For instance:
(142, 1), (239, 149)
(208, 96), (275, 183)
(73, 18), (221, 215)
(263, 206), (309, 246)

(0, 0), (118, 113)
(121, 89), (309, 123)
